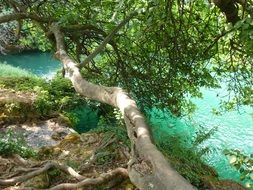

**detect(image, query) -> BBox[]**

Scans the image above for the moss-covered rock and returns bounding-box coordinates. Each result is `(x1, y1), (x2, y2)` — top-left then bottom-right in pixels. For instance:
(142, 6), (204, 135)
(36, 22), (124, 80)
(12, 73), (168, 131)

(0, 88), (39, 125)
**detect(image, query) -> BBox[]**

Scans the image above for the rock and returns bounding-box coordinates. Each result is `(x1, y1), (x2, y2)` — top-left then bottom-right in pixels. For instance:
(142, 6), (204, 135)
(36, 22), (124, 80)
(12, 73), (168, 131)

(3, 119), (73, 149)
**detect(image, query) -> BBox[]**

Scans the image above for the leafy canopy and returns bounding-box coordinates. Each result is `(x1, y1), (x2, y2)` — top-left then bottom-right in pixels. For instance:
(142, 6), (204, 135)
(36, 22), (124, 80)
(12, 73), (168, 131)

(0, 0), (252, 115)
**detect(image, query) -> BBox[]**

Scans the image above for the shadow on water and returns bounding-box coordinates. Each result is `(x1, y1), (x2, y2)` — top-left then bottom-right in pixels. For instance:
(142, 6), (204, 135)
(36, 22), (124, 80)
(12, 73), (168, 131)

(67, 106), (99, 133)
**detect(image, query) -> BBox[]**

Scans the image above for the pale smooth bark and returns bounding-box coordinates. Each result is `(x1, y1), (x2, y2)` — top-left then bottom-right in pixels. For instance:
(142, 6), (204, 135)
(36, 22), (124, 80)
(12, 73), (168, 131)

(0, 10), (196, 189)
(50, 23), (196, 190)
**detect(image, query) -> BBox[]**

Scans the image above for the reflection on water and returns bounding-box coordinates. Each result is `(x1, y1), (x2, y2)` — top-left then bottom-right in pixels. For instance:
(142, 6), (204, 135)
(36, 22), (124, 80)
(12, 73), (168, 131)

(0, 51), (61, 79)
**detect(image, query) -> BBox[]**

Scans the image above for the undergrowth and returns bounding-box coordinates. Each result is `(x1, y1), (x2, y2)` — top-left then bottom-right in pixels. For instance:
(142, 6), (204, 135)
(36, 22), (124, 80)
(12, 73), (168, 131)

(0, 66), (96, 126)
(0, 129), (37, 158)
(154, 127), (217, 189)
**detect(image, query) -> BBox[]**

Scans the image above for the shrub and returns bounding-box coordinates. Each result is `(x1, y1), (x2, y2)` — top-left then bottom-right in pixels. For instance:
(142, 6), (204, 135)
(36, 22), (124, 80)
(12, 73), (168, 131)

(154, 127), (217, 188)
(224, 149), (253, 188)
(0, 129), (37, 158)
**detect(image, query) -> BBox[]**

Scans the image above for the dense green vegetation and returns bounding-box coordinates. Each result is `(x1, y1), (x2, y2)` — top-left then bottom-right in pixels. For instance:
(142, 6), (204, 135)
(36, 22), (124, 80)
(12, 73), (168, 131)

(225, 149), (253, 188)
(1, 0), (252, 115)
(0, 0), (253, 189)
(0, 63), (98, 128)
(0, 129), (36, 158)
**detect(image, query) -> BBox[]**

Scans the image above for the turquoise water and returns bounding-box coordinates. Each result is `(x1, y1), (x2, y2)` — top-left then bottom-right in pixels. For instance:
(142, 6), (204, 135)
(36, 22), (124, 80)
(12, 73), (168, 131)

(148, 88), (253, 182)
(0, 51), (61, 79)
(191, 88), (253, 180)
(1, 52), (253, 183)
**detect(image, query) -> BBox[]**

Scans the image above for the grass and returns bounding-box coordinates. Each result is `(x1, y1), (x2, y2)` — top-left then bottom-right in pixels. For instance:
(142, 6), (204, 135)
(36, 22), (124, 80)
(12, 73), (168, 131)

(0, 63), (37, 78)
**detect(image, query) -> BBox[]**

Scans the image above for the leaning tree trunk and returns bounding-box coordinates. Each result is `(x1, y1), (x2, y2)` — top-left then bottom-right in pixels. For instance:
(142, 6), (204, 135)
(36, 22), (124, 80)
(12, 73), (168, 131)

(50, 23), (196, 190)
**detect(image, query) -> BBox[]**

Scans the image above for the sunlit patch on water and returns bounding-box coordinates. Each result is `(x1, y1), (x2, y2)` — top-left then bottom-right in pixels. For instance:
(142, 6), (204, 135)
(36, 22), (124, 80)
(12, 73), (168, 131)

(0, 51), (61, 79)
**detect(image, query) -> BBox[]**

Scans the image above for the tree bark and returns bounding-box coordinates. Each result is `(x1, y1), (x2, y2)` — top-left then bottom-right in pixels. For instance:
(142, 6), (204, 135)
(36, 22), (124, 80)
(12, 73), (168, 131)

(213, 0), (240, 24)
(50, 23), (196, 190)
(0, 10), (196, 190)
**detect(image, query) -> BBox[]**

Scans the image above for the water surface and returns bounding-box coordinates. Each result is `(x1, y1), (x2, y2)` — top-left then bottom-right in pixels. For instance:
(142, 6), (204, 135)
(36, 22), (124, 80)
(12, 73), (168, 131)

(0, 51), (61, 79)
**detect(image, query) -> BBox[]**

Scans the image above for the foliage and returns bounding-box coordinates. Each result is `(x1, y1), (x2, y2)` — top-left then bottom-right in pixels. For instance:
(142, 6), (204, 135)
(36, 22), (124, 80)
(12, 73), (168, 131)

(0, 129), (37, 158)
(93, 106), (130, 145)
(1, 0), (252, 115)
(0, 73), (92, 117)
(96, 151), (115, 165)
(155, 127), (217, 188)
(91, 125), (130, 148)
(224, 149), (253, 188)
(19, 21), (51, 51)
(0, 67), (100, 128)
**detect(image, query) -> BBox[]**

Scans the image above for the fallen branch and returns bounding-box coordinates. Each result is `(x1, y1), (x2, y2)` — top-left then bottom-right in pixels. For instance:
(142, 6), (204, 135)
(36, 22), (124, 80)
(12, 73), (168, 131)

(50, 19), (196, 189)
(48, 167), (128, 190)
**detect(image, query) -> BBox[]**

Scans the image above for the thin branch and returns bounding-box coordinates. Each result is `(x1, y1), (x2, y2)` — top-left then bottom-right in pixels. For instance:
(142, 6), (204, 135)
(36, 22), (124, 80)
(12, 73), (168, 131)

(79, 11), (137, 68)
(0, 12), (55, 24)
(203, 28), (234, 55)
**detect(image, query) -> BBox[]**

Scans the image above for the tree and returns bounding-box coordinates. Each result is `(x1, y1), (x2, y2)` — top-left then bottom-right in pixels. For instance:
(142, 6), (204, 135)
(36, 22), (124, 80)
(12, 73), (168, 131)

(0, 0), (252, 189)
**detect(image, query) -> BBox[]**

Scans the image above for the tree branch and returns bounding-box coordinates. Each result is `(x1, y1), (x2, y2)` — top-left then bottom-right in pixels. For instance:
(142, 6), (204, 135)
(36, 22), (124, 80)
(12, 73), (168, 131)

(78, 11), (137, 68)
(49, 22), (196, 190)
(0, 12), (54, 24)
(213, 0), (240, 24)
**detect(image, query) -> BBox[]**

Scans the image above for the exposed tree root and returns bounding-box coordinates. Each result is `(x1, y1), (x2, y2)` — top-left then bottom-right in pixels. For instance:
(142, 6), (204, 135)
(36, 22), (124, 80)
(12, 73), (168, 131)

(0, 161), (85, 186)
(0, 9), (196, 189)
(48, 167), (128, 190)
(79, 134), (117, 172)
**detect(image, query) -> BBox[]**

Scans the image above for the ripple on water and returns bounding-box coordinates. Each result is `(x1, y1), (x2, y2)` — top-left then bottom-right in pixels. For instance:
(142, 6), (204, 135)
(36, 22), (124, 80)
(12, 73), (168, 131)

(191, 87), (253, 181)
